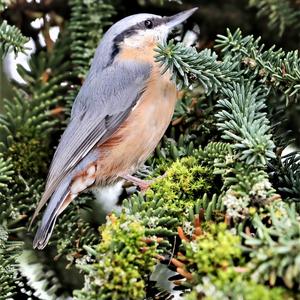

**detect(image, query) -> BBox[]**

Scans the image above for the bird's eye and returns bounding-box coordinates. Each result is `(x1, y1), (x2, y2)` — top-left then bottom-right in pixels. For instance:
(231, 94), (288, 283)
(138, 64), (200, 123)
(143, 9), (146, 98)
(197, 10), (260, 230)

(144, 19), (153, 29)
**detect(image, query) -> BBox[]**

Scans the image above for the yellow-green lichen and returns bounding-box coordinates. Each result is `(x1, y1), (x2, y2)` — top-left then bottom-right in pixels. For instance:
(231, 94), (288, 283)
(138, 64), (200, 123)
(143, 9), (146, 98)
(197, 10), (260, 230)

(184, 277), (287, 300)
(184, 223), (241, 279)
(179, 222), (288, 299)
(74, 213), (157, 300)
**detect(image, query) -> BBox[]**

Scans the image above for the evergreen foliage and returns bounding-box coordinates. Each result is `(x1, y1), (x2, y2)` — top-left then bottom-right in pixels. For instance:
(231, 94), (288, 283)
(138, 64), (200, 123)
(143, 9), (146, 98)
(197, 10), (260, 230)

(123, 155), (216, 250)
(0, 226), (23, 300)
(216, 80), (275, 165)
(0, 20), (29, 58)
(248, 0), (300, 36)
(215, 28), (300, 102)
(155, 40), (239, 92)
(0, 156), (13, 194)
(269, 151), (300, 207)
(244, 203), (300, 289)
(169, 220), (287, 300)
(73, 214), (158, 300)
(17, 248), (69, 299)
(0, 0), (299, 298)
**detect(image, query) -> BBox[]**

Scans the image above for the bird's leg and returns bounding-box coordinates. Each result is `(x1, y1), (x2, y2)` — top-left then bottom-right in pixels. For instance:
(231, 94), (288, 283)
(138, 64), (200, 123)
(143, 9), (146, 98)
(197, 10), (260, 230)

(121, 172), (168, 191)
(121, 174), (154, 191)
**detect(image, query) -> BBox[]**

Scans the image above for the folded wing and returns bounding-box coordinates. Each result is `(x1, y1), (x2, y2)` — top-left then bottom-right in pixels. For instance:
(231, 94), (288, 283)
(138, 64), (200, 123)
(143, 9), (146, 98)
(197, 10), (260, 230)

(31, 60), (151, 224)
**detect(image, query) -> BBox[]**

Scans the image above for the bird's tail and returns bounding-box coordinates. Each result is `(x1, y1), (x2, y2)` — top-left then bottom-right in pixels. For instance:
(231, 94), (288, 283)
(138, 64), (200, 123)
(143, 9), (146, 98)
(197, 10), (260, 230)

(33, 177), (72, 250)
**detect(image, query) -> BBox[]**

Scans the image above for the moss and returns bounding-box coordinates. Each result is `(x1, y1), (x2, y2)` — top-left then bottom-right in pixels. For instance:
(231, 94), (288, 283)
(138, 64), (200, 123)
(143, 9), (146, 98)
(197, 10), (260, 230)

(185, 277), (287, 300)
(176, 222), (287, 300)
(7, 138), (49, 177)
(74, 213), (157, 300)
(145, 156), (214, 222)
(183, 223), (241, 280)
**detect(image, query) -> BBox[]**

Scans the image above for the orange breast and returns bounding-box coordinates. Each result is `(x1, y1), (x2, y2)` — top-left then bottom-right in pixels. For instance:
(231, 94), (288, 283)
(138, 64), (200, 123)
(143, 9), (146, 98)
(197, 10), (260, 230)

(96, 68), (177, 184)
(95, 45), (177, 185)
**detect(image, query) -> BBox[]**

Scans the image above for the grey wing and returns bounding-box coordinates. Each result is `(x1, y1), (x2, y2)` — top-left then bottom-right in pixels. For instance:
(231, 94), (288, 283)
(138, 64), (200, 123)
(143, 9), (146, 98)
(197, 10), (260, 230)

(31, 61), (151, 222)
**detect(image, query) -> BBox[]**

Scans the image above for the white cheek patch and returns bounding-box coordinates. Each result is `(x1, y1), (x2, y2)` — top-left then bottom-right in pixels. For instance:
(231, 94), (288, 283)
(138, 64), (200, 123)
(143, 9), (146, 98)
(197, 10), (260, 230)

(155, 24), (169, 42)
(123, 34), (144, 48)
(123, 30), (156, 48)
(70, 164), (96, 195)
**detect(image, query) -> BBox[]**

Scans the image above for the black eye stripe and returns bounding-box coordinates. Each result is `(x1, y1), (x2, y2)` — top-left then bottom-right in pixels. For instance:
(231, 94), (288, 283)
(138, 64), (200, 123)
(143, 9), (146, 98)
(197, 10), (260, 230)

(108, 16), (168, 67)
(142, 17), (167, 28)
(114, 17), (167, 44)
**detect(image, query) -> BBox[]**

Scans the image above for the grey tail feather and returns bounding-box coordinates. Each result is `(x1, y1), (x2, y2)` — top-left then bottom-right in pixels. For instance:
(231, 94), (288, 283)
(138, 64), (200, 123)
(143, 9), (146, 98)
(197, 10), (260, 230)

(33, 214), (59, 250)
(33, 179), (70, 250)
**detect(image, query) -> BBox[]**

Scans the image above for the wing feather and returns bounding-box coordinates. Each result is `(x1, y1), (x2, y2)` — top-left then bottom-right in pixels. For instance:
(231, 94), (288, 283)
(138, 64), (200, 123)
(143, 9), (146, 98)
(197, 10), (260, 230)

(31, 61), (151, 223)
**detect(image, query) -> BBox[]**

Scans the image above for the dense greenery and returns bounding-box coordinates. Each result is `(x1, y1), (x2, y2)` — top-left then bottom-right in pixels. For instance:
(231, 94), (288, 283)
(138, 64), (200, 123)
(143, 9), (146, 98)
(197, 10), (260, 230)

(1, 0), (299, 299)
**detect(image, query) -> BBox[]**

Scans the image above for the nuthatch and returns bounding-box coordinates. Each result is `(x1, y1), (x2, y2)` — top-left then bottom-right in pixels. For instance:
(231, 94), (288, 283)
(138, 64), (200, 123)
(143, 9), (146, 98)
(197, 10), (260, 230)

(32, 8), (198, 249)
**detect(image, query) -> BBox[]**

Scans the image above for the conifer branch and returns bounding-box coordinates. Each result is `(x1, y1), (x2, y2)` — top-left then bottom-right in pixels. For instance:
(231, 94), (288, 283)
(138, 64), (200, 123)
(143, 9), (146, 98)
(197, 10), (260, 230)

(0, 226), (23, 300)
(18, 249), (69, 299)
(269, 151), (300, 209)
(73, 214), (158, 300)
(0, 157), (13, 193)
(0, 1), (299, 298)
(215, 80), (276, 165)
(248, 0), (300, 36)
(0, 20), (29, 57)
(155, 40), (239, 92)
(244, 203), (300, 289)
(65, 0), (115, 112)
(215, 28), (300, 102)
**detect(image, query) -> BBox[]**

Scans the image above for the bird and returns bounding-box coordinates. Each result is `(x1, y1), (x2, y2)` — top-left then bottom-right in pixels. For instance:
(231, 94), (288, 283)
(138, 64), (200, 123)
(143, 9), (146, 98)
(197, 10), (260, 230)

(32, 7), (198, 249)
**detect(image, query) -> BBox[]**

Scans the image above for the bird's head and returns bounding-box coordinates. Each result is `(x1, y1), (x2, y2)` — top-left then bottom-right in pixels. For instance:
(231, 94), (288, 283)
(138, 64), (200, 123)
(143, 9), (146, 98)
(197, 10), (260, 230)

(92, 8), (198, 68)
(113, 8), (198, 49)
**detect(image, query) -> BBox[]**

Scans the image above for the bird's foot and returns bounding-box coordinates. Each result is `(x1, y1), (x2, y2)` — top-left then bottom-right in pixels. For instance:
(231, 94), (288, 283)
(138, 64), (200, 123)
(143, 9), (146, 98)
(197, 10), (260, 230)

(121, 174), (154, 192)
(121, 173), (167, 192)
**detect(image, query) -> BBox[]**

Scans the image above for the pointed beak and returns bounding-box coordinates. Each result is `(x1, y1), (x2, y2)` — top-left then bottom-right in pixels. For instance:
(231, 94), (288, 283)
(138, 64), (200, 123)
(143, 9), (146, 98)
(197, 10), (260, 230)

(165, 7), (198, 30)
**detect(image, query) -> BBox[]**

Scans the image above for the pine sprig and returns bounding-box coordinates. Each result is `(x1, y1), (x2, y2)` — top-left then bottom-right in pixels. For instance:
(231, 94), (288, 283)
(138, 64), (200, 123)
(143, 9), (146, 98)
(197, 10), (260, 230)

(18, 249), (70, 299)
(0, 0), (299, 298)
(123, 193), (178, 241)
(169, 221), (286, 300)
(0, 90), (59, 153)
(0, 226), (23, 300)
(2, 177), (44, 225)
(215, 28), (300, 102)
(0, 44), (71, 149)
(0, 20), (29, 57)
(155, 40), (239, 92)
(0, 157), (13, 193)
(197, 142), (234, 173)
(216, 80), (275, 165)
(269, 151), (300, 208)
(248, 0), (300, 36)
(68, 0), (114, 79)
(223, 163), (278, 221)
(50, 199), (99, 261)
(244, 203), (300, 289)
